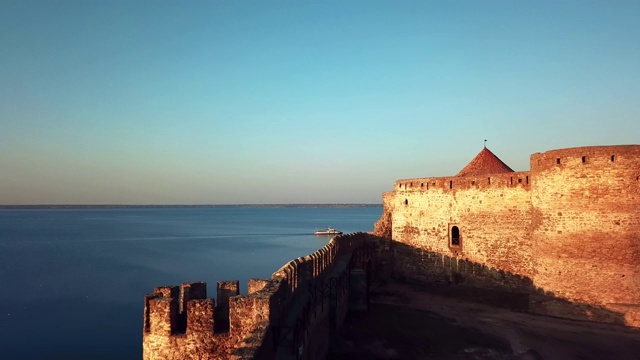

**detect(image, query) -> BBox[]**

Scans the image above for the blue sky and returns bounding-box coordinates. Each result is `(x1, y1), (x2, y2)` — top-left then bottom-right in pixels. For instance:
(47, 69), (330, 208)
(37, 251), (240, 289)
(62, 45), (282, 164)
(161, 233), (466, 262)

(2, 1), (639, 204)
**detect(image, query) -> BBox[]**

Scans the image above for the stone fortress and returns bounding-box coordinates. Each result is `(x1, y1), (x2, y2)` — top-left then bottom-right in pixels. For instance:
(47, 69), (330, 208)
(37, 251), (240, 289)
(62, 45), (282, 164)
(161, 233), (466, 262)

(143, 144), (640, 359)
(374, 144), (640, 326)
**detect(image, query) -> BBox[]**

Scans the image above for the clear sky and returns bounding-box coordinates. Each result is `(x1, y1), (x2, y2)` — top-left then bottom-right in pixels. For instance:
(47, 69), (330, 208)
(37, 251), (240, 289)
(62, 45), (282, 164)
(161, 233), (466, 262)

(2, 1), (639, 205)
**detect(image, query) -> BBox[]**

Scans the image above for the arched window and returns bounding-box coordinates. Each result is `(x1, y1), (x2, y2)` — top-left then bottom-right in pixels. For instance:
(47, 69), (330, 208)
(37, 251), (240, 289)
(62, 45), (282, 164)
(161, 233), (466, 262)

(451, 226), (460, 246)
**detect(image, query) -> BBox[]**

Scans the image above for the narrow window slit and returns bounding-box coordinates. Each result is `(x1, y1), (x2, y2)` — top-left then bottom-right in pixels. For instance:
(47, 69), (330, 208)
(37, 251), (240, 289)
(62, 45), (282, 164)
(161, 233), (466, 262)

(451, 226), (460, 246)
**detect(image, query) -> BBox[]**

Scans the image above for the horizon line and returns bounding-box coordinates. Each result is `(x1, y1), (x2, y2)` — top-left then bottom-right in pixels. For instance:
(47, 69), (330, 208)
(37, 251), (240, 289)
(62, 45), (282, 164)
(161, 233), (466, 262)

(0, 203), (383, 208)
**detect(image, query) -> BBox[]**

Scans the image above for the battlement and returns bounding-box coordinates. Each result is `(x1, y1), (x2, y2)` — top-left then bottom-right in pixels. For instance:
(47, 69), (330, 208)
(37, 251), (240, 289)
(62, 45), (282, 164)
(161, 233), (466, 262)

(531, 144), (640, 174)
(395, 171), (531, 193)
(143, 232), (372, 360)
(144, 282), (218, 337)
(395, 145), (640, 194)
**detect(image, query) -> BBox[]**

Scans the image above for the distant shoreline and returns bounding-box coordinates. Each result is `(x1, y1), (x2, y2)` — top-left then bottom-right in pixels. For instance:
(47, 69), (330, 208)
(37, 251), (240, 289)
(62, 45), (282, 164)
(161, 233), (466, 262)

(0, 204), (382, 210)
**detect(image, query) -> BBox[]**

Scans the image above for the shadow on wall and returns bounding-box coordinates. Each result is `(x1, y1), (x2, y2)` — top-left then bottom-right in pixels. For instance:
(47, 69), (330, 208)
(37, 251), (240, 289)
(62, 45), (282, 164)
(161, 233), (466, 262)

(371, 236), (629, 326)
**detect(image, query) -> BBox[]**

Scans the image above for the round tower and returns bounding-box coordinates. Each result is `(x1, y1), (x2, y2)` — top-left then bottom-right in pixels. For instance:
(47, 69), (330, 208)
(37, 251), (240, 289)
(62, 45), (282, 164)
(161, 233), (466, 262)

(530, 145), (640, 324)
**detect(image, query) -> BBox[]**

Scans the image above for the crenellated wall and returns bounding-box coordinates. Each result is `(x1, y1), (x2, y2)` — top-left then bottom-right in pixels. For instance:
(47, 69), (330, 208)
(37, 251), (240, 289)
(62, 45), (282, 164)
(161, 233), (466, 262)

(143, 282), (232, 360)
(143, 232), (374, 360)
(375, 145), (640, 326)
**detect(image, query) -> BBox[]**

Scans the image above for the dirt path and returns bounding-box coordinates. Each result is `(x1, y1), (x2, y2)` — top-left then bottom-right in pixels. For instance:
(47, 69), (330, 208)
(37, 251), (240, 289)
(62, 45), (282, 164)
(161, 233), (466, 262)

(330, 282), (640, 359)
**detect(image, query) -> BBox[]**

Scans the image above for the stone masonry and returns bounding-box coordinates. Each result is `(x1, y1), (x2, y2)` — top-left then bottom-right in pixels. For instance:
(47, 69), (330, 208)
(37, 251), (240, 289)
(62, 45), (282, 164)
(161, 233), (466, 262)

(374, 145), (640, 327)
(143, 232), (374, 360)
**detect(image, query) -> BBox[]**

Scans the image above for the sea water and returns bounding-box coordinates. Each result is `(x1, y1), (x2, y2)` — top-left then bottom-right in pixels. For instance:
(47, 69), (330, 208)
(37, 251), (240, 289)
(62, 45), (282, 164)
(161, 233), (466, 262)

(0, 205), (381, 359)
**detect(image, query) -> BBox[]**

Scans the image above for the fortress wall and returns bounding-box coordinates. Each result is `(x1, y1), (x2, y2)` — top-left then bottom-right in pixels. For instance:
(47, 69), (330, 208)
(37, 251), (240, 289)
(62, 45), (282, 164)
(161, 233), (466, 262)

(388, 172), (533, 282)
(373, 192), (394, 238)
(230, 232), (369, 359)
(531, 146), (640, 313)
(144, 233), (370, 360)
(374, 144), (640, 326)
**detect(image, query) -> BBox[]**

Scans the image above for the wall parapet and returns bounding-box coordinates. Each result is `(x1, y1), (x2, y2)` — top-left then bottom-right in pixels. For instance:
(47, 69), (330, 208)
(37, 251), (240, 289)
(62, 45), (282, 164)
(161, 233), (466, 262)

(143, 232), (374, 360)
(395, 171), (531, 193)
(531, 145), (640, 173)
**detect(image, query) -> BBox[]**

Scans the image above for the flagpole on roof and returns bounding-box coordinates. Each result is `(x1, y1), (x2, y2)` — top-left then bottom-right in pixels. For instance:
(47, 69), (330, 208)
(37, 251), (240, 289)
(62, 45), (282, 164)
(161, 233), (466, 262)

(484, 139), (487, 148)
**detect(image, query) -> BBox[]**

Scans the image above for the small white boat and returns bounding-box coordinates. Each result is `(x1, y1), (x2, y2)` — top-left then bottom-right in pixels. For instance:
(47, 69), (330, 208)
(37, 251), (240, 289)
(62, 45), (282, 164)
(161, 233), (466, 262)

(314, 227), (343, 235)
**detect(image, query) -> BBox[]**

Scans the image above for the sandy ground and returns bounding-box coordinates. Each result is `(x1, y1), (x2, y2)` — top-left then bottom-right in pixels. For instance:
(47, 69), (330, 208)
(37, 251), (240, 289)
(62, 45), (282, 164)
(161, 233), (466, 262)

(329, 281), (640, 360)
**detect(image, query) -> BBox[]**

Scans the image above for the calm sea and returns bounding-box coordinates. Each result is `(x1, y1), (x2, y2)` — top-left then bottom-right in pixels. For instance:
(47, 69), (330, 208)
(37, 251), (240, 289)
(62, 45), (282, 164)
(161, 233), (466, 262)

(0, 205), (381, 359)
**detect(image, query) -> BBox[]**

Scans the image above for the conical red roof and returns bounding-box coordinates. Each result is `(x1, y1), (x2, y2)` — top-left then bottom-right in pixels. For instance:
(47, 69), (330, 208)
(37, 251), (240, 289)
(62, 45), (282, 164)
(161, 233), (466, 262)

(456, 147), (514, 177)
